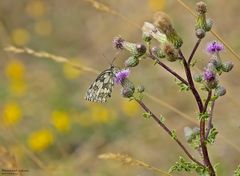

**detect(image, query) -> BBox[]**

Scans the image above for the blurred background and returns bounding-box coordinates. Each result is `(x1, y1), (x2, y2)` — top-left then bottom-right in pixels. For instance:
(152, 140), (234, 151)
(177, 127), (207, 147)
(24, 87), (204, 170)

(0, 0), (239, 175)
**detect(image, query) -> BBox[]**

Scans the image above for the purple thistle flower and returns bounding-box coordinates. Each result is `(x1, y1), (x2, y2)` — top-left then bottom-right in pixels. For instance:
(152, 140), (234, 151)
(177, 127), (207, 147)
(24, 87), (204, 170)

(206, 41), (224, 54)
(203, 69), (215, 81)
(115, 69), (130, 84)
(112, 36), (124, 49)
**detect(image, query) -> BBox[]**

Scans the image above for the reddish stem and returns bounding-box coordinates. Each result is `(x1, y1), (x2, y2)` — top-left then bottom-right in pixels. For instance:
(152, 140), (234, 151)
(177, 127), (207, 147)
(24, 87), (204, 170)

(147, 53), (188, 86)
(179, 49), (215, 176)
(135, 99), (204, 167)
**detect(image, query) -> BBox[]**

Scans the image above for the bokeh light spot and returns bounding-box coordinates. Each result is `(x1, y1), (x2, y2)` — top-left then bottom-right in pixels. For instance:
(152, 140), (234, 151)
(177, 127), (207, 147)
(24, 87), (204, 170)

(26, 0), (47, 18)
(51, 111), (71, 133)
(34, 19), (52, 36)
(5, 59), (25, 81)
(148, 0), (166, 11)
(11, 28), (30, 46)
(122, 100), (140, 117)
(2, 102), (22, 127)
(27, 129), (54, 152)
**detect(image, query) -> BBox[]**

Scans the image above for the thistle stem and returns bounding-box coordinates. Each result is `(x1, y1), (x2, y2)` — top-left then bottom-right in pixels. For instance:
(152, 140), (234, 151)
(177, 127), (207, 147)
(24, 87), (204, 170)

(188, 39), (202, 65)
(179, 50), (203, 112)
(135, 99), (204, 167)
(147, 52), (188, 85)
(203, 91), (212, 113)
(179, 49), (215, 175)
(206, 100), (215, 138)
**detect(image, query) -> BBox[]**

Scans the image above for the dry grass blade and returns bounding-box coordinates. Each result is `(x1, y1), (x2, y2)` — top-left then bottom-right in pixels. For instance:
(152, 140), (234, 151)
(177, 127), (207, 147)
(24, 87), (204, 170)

(84, 0), (115, 14)
(83, 0), (140, 29)
(4, 46), (100, 74)
(145, 93), (197, 124)
(99, 153), (172, 176)
(0, 146), (22, 176)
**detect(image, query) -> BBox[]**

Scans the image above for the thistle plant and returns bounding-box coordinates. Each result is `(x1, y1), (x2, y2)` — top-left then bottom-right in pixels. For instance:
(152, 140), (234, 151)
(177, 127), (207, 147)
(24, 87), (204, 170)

(108, 1), (237, 176)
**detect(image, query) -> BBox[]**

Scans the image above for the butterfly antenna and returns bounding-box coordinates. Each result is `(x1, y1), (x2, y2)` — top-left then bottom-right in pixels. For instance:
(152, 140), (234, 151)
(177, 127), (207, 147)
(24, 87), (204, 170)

(102, 53), (111, 65)
(111, 50), (121, 66)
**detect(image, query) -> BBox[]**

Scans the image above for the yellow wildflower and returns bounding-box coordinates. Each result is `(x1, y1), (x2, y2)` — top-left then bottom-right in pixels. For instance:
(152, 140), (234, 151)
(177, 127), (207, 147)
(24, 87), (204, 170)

(34, 19), (52, 36)
(122, 100), (140, 117)
(2, 102), (22, 127)
(28, 129), (54, 152)
(51, 111), (71, 132)
(148, 0), (166, 11)
(11, 28), (30, 46)
(5, 59), (25, 81)
(63, 59), (83, 80)
(5, 59), (27, 96)
(26, 0), (47, 18)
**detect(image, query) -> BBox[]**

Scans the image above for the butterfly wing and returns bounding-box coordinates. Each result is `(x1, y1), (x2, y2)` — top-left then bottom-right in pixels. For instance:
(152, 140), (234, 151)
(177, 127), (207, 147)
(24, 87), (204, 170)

(85, 68), (115, 103)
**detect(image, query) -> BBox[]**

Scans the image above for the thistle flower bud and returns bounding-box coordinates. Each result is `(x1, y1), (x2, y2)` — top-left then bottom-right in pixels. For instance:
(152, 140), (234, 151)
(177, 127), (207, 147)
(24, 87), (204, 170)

(206, 63), (217, 72)
(209, 56), (222, 70)
(121, 87), (134, 98)
(196, 1), (207, 14)
(137, 85), (145, 93)
(214, 85), (226, 97)
(203, 69), (218, 89)
(151, 46), (165, 58)
(184, 127), (193, 142)
(153, 12), (183, 48)
(195, 28), (205, 39)
(204, 79), (218, 90)
(112, 36), (124, 49)
(162, 43), (179, 62)
(195, 2), (208, 31)
(115, 69), (135, 98)
(115, 69), (130, 85)
(184, 127), (200, 142)
(207, 41), (224, 54)
(205, 18), (213, 32)
(142, 32), (152, 42)
(121, 78), (135, 93)
(113, 36), (146, 57)
(122, 42), (146, 57)
(193, 73), (203, 83)
(142, 22), (167, 44)
(125, 56), (139, 68)
(192, 127), (200, 134)
(204, 69), (215, 82)
(221, 61), (234, 72)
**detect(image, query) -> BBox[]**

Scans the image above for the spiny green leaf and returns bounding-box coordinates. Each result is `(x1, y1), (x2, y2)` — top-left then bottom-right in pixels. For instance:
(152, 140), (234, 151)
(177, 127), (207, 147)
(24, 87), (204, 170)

(159, 115), (165, 123)
(234, 165), (240, 176)
(198, 112), (209, 120)
(206, 127), (218, 144)
(171, 130), (177, 140)
(175, 79), (190, 92)
(169, 157), (207, 175)
(142, 112), (151, 118)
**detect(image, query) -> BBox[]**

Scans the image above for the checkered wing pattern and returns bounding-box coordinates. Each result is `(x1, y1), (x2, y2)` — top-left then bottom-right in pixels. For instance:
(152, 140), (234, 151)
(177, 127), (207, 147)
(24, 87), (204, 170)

(85, 67), (116, 103)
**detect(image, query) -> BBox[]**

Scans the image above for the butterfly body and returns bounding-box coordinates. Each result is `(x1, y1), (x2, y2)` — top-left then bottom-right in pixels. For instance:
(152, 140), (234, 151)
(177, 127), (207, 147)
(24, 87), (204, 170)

(85, 66), (118, 103)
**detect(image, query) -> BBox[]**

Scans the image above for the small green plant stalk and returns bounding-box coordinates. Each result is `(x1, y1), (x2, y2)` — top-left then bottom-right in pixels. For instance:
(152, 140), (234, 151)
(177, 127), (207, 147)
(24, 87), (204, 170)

(111, 1), (236, 176)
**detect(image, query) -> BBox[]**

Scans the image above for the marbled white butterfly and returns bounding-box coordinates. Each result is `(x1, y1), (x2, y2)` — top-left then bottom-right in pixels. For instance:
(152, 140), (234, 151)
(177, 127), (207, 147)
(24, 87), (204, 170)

(85, 65), (118, 103)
